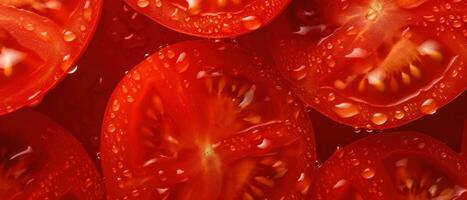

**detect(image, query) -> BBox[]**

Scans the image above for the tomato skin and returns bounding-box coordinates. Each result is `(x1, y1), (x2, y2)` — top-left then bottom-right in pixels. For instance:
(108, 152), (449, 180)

(124, 0), (290, 38)
(271, 0), (467, 129)
(0, 0), (102, 116)
(309, 131), (467, 200)
(0, 109), (103, 199)
(101, 40), (316, 199)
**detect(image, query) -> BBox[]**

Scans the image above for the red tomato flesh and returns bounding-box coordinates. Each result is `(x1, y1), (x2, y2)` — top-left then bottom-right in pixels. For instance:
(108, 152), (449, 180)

(0, 0), (102, 115)
(0, 109), (103, 199)
(271, 0), (467, 129)
(101, 40), (316, 199)
(124, 0), (290, 38)
(310, 131), (467, 200)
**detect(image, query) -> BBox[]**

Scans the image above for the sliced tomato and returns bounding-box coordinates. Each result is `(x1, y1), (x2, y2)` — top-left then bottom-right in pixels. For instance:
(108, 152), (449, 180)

(35, 0), (191, 160)
(124, 0), (289, 38)
(310, 131), (467, 200)
(0, 109), (103, 199)
(101, 40), (316, 199)
(273, 0), (467, 129)
(0, 0), (102, 115)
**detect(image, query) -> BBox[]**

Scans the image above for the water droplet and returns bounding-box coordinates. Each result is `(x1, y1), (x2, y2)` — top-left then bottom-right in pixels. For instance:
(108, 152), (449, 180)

(327, 93), (336, 101)
(137, 0), (149, 7)
(332, 179), (347, 189)
(353, 127), (362, 133)
(67, 65), (78, 74)
(155, 0), (162, 7)
(291, 65), (307, 81)
(166, 50), (175, 59)
(107, 124), (116, 133)
(157, 188), (168, 194)
(111, 145), (119, 154)
(175, 52), (189, 73)
(333, 102), (360, 118)
(24, 23), (34, 31)
(452, 20), (462, 28)
(40, 31), (50, 41)
(440, 152), (447, 158)
(112, 100), (120, 111)
(241, 16), (262, 30)
(420, 98), (438, 115)
(127, 95), (135, 103)
(132, 189), (140, 197)
(257, 138), (271, 149)
(132, 72), (141, 80)
(63, 30), (76, 42)
(27, 90), (42, 101)
(394, 110), (405, 120)
(361, 168), (375, 179)
(371, 113), (388, 125)
(176, 169), (185, 175)
(350, 158), (360, 166)
(452, 70), (458, 77)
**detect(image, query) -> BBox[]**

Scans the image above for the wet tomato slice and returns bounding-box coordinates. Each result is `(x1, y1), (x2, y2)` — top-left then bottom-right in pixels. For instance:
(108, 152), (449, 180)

(36, 0), (191, 161)
(310, 131), (467, 200)
(101, 40), (316, 199)
(273, 0), (467, 129)
(0, 109), (103, 199)
(124, 0), (289, 38)
(0, 0), (102, 115)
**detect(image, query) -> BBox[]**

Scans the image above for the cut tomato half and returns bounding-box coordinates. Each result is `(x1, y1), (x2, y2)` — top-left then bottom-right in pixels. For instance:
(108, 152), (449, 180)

(273, 0), (467, 129)
(124, 0), (290, 38)
(309, 131), (467, 200)
(0, 0), (102, 115)
(0, 109), (103, 199)
(101, 40), (316, 199)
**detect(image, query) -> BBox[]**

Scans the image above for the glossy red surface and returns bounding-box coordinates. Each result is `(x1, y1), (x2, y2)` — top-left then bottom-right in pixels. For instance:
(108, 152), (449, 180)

(0, 0), (465, 199)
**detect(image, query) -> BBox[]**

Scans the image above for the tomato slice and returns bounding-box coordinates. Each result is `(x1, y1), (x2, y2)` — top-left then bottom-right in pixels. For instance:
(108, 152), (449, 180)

(101, 40), (316, 199)
(124, 0), (290, 38)
(35, 0), (191, 160)
(309, 131), (467, 200)
(0, 0), (102, 115)
(272, 0), (467, 129)
(0, 109), (103, 199)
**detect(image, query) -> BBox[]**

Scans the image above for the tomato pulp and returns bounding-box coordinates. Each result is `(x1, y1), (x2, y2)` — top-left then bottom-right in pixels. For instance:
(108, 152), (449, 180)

(0, 109), (103, 199)
(271, 0), (467, 129)
(101, 40), (316, 199)
(0, 0), (102, 115)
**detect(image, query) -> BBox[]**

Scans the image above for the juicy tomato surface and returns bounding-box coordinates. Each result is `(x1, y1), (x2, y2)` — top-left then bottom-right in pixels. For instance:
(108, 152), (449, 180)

(271, 0), (467, 129)
(124, 0), (290, 38)
(101, 40), (316, 199)
(0, 0), (102, 115)
(36, 0), (191, 160)
(0, 0), (459, 199)
(0, 109), (103, 199)
(313, 91), (467, 163)
(310, 131), (467, 200)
